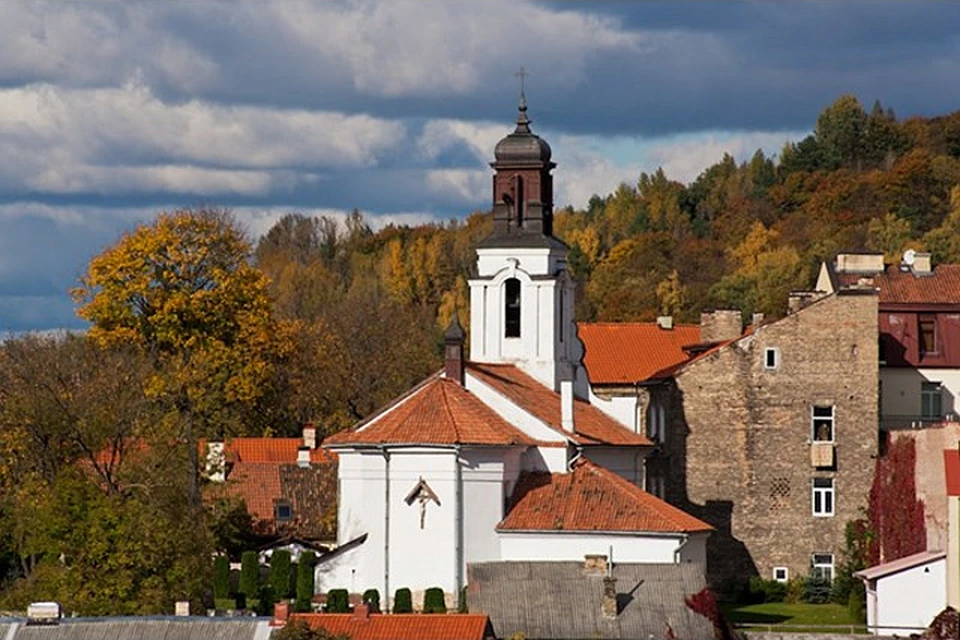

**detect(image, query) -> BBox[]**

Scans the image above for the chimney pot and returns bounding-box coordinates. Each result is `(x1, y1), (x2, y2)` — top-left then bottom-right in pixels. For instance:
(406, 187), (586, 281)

(700, 310), (742, 343)
(583, 554), (608, 576)
(273, 601), (290, 626)
(297, 447), (311, 468)
(601, 576), (618, 619)
(175, 601), (190, 617)
(656, 316), (673, 330)
(352, 603), (370, 622)
(302, 425), (317, 450)
(444, 312), (466, 385)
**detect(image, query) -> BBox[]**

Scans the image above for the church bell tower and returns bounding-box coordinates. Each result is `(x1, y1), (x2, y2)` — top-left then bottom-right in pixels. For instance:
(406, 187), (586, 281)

(469, 87), (582, 393)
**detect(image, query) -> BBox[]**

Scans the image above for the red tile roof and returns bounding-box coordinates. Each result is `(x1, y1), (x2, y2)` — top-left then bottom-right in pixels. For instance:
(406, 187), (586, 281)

(226, 438), (334, 464)
(467, 363), (651, 447)
(324, 376), (537, 447)
(498, 458), (712, 534)
(873, 264), (960, 305)
(295, 613), (491, 640)
(945, 450), (960, 496)
(225, 462), (282, 523)
(578, 322), (701, 385)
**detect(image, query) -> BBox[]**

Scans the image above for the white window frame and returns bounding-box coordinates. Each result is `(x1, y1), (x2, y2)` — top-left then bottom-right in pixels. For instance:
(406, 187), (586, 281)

(812, 478), (835, 517)
(772, 566), (789, 583)
(811, 405), (835, 442)
(812, 553), (834, 582)
(764, 347), (780, 370)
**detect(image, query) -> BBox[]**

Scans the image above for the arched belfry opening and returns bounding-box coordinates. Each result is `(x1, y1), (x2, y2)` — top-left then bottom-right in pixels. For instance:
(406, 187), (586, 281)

(504, 278), (521, 338)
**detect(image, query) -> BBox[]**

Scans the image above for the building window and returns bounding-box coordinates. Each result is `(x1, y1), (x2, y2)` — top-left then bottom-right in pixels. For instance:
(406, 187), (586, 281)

(764, 347), (779, 370)
(773, 567), (789, 583)
(275, 502), (293, 522)
(811, 405), (834, 442)
(812, 553), (835, 582)
(919, 314), (937, 355)
(922, 382), (943, 420)
(812, 478), (834, 517)
(504, 278), (521, 338)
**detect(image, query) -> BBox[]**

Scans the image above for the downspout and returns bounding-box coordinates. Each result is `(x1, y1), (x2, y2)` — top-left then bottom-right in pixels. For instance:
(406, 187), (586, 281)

(380, 446), (391, 609)
(568, 445), (584, 471)
(455, 445), (464, 608)
(673, 533), (690, 564)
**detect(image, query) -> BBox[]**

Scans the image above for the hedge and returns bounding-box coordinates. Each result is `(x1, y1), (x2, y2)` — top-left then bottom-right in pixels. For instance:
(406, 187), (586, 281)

(213, 555), (230, 600)
(294, 551), (317, 613)
(239, 551), (260, 599)
(423, 587), (446, 613)
(270, 550), (292, 600)
(393, 588), (412, 613)
(326, 588), (350, 613)
(362, 589), (380, 613)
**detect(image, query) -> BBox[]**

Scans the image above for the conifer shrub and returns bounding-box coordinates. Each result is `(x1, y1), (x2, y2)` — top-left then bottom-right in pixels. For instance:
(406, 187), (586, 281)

(423, 587), (446, 613)
(256, 585), (275, 616)
(362, 589), (380, 612)
(239, 550), (260, 599)
(294, 551), (317, 613)
(326, 588), (350, 613)
(393, 588), (412, 613)
(847, 587), (866, 623)
(270, 550), (292, 600)
(213, 555), (230, 600)
(803, 575), (832, 604)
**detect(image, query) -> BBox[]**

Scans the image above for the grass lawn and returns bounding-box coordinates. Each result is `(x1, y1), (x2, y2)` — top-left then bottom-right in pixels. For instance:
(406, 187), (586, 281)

(721, 602), (865, 632)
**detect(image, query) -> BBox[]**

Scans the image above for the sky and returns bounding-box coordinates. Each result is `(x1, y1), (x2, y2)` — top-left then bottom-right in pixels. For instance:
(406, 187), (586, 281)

(2, 1), (960, 332)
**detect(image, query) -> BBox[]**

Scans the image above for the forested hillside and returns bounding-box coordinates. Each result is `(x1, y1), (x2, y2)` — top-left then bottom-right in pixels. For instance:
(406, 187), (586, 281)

(2, 95), (960, 613)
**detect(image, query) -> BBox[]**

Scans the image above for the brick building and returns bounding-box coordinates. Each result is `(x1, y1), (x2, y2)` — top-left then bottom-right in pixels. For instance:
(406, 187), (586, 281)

(579, 288), (880, 589)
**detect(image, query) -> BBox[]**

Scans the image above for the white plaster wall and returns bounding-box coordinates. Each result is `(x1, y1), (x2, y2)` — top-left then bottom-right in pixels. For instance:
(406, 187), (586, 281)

(464, 372), (567, 445)
(881, 367), (960, 419)
(874, 558), (945, 635)
(951, 499), (960, 609)
(461, 449), (509, 565)
(475, 247), (566, 278)
(583, 447), (645, 486)
(498, 531), (698, 564)
(332, 451), (387, 595)
(519, 445), (568, 473)
(586, 389), (637, 431)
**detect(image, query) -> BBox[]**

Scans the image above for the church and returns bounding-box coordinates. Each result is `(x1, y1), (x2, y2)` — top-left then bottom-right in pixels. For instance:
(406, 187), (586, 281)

(318, 95), (712, 609)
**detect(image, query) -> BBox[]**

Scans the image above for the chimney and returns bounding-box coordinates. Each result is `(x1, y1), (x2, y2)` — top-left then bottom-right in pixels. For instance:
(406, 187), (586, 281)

(560, 364), (575, 433)
(297, 447), (311, 468)
(175, 601), (190, 617)
(700, 310), (742, 343)
(352, 603), (371, 623)
(912, 252), (932, 275)
(601, 576), (618, 619)
(752, 313), (764, 329)
(656, 315), (673, 330)
(206, 442), (225, 483)
(272, 601), (290, 627)
(444, 311), (466, 385)
(302, 424), (317, 450)
(582, 554), (608, 577)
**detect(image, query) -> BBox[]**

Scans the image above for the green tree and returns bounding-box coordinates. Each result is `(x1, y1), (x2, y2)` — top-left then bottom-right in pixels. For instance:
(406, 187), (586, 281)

(240, 550), (260, 601)
(213, 555), (230, 600)
(270, 550), (293, 600)
(295, 551), (317, 612)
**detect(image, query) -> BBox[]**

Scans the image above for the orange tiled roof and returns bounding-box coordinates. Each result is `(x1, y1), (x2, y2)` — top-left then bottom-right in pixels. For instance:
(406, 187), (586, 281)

(226, 438), (334, 464)
(324, 376), (537, 447)
(874, 264), (960, 305)
(498, 458), (712, 534)
(578, 322), (701, 385)
(466, 363), (651, 447)
(945, 450), (960, 497)
(225, 462), (282, 523)
(295, 613), (491, 640)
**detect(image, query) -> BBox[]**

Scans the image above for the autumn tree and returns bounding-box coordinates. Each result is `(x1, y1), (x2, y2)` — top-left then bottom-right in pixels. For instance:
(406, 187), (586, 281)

(73, 208), (280, 503)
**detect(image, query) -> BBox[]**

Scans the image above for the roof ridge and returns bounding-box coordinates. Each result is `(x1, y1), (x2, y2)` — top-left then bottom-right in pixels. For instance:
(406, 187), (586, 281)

(438, 378), (462, 443)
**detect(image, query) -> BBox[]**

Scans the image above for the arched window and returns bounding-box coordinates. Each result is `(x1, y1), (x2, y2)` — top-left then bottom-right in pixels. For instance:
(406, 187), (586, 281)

(504, 278), (521, 338)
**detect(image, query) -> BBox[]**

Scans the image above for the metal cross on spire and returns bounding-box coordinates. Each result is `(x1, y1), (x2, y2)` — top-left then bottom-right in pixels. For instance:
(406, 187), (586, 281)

(514, 66), (529, 109)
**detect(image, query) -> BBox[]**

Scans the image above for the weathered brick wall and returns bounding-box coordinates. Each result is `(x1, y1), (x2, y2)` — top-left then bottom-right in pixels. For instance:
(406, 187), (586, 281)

(670, 291), (879, 589)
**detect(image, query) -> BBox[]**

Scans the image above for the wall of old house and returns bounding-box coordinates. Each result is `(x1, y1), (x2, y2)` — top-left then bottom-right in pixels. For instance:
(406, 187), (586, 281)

(671, 291), (879, 589)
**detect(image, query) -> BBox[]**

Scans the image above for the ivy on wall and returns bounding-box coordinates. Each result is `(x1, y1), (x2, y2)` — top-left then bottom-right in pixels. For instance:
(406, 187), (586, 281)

(868, 435), (926, 564)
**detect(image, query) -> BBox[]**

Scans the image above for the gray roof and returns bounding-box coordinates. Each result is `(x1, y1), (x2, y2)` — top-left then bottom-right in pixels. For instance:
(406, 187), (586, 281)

(0, 618), (271, 640)
(467, 561), (713, 640)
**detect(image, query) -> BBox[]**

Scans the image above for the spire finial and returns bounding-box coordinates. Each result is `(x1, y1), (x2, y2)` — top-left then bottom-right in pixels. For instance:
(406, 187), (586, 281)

(513, 66), (531, 132)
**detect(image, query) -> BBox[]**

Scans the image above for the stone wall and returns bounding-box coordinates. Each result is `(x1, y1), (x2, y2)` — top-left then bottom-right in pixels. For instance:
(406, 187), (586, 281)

(670, 291), (879, 589)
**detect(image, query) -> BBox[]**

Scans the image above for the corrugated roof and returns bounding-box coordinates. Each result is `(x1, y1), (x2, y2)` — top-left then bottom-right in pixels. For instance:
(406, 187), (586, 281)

(854, 550), (946, 581)
(324, 376), (537, 447)
(296, 613), (491, 640)
(467, 561), (713, 640)
(578, 323), (700, 385)
(12, 618), (267, 640)
(467, 363), (651, 447)
(875, 264), (960, 305)
(498, 459), (712, 534)
(944, 449), (960, 496)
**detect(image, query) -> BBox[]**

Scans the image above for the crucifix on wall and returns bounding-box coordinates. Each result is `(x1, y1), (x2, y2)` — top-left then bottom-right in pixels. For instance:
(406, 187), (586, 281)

(404, 477), (441, 530)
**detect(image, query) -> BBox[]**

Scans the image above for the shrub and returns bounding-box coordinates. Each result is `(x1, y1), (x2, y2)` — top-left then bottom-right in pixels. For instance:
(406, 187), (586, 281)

(784, 577), (806, 604)
(256, 585), (275, 616)
(326, 588), (350, 613)
(270, 550), (293, 600)
(235, 592), (247, 610)
(362, 589), (380, 613)
(273, 618), (350, 640)
(239, 550), (260, 599)
(803, 575), (832, 604)
(423, 587), (446, 613)
(746, 576), (786, 603)
(393, 587), (412, 613)
(294, 552), (317, 613)
(847, 584), (866, 623)
(213, 555), (230, 600)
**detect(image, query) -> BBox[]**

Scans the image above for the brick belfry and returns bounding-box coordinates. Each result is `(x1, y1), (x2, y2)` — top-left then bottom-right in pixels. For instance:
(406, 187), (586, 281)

(488, 68), (556, 238)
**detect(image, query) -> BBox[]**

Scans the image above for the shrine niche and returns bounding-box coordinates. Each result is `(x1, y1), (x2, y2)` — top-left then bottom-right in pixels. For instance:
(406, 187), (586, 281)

(404, 477), (441, 529)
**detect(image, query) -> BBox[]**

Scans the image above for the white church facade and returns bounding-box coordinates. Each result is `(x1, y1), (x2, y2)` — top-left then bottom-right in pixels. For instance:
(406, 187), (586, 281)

(319, 97), (711, 608)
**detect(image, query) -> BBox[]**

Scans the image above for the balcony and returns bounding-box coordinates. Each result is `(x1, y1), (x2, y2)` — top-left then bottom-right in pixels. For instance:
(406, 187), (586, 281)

(880, 413), (957, 431)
